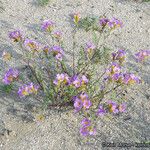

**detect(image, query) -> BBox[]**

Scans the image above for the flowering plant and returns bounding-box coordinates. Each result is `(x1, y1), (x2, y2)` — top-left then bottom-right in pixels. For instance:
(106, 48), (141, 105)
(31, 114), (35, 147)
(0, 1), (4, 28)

(1, 14), (150, 137)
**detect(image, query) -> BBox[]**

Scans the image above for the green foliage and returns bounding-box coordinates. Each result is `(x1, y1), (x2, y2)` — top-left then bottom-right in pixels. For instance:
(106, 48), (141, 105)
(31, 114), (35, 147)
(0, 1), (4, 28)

(143, 0), (150, 2)
(93, 46), (111, 64)
(78, 16), (100, 32)
(0, 84), (13, 93)
(37, 0), (50, 6)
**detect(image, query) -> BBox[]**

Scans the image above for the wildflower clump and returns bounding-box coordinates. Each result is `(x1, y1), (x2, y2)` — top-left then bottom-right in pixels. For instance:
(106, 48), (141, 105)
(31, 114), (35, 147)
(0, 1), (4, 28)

(24, 39), (41, 52)
(18, 83), (39, 97)
(1, 13), (148, 138)
(135, 50), (150, 62)
(9, 30), (22, 42)
(41, 20), (55, 32)
(3, 68), (19, 85)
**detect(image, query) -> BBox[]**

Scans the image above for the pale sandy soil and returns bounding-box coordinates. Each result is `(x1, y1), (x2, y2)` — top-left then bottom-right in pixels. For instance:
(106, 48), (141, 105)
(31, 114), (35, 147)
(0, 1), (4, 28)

(0, 0), (150, 150)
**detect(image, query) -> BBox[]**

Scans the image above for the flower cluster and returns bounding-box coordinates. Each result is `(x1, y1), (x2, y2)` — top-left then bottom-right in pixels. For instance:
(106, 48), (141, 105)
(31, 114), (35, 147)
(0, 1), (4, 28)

(97, 101), (126, 115)
(80, 118), (96, 136)
(71, 75), (89, 88)
(41, 20), (55, 32)
(53, 74), (89, 89)
(24, 39), (41, 52)
(112, 49), (126, 64)
(74, 93), (92, 112)
(18, 83), (39, 97)
(9, 30), (22, 42)
(99, 18), (109, 27)
(53, 73), (70, 86)
(99, 17), (123, 29)
(122, 73), (141, 85)
(135, 50), (150, 62)
(106, 62), (141, 84)
(106, 62), (121, 82)
(50, 46), (64, 60)
(3, 68), (19, 85)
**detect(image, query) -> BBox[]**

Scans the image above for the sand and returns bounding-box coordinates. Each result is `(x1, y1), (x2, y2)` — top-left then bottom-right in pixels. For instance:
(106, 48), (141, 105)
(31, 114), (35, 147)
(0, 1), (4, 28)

(0, 0), (150, 149)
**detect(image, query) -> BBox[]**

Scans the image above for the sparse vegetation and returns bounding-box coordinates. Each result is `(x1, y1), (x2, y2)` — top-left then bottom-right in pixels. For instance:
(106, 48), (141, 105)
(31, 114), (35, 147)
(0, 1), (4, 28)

(37, 0), (50, 6)
(1, 13), (149, 138)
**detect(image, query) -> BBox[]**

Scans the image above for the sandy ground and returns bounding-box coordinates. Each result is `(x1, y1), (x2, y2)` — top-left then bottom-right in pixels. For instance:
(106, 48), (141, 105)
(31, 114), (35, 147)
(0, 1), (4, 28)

(0, 0), (150, 149)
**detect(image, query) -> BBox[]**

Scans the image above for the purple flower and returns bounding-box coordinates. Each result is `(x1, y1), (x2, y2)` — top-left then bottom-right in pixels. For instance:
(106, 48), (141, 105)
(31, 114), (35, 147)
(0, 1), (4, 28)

(72, 76), (81, 88)
(112, 49), (126, 63)
(28, 83), (39, 94)
(18, 83), (39, 97)
(85, 42), (96, 54)
(123, 73), (141, 85)
(53, 73), (70, 86)
(9, 30), (22, 42)
(83, 99), (92, 109)
(108, 18), (123, 29)
(80, 118), (96, 136)
(106, 62), (121, 76)
(3, 68), (19, 85)
(55, 53), (63, 60)
(79, 92), (89, 101)
(97, 105), (106, 116)
(50, 46), (64, 61)
(41, 20), (55, 32)
(118, 103), (126, 113)
(74, 98), (83, 112)
(18, 85), (29, 97)
(71, 75), (88, 88)
(24, 39), (41, 52)
(99, 18), (109, 26)
(111, 73), (123, 83)
(81, 75), (89, 85)
(81, 118), (91, 127)
(107, 100), (119, 114)
(80, 126), (96, 136)
(135, 50), (150, 62)
(80, 126), (89, 136)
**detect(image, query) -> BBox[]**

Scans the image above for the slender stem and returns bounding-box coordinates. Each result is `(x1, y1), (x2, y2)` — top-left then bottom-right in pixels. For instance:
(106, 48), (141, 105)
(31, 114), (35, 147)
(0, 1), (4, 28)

(27, 61), (44, 91)
(92, 71), (106, 86)
(72, 29), (77, 74)
(78, 30), (111, 75)
(105, 84), (121, 95)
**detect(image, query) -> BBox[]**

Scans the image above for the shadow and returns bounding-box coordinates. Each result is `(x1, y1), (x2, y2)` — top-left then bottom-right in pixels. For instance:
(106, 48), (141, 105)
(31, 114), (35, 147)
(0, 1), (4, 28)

(0, 91), (41, 123)
(125, 49), (150, 85)
(0, 44), (23, 60)
(0, 20), (14, 29)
